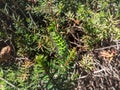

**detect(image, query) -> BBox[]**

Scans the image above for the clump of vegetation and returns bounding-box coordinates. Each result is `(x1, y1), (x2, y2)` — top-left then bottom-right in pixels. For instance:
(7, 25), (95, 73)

(0, 0), (120, 90)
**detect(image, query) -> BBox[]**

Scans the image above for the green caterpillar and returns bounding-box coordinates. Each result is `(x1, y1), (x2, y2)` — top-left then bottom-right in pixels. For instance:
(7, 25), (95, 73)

(50, 32), (67, 58)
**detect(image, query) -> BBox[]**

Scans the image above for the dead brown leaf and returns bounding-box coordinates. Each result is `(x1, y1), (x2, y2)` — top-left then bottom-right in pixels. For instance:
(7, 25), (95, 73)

(0, 46), (11, 62)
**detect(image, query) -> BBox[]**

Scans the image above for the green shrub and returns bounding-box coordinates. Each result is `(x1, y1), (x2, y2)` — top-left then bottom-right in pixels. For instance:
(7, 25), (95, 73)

(0, 0), (119, 90)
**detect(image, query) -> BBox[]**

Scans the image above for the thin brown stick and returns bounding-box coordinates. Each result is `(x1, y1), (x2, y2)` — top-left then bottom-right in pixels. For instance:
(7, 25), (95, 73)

(0, 77), (20, 90)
